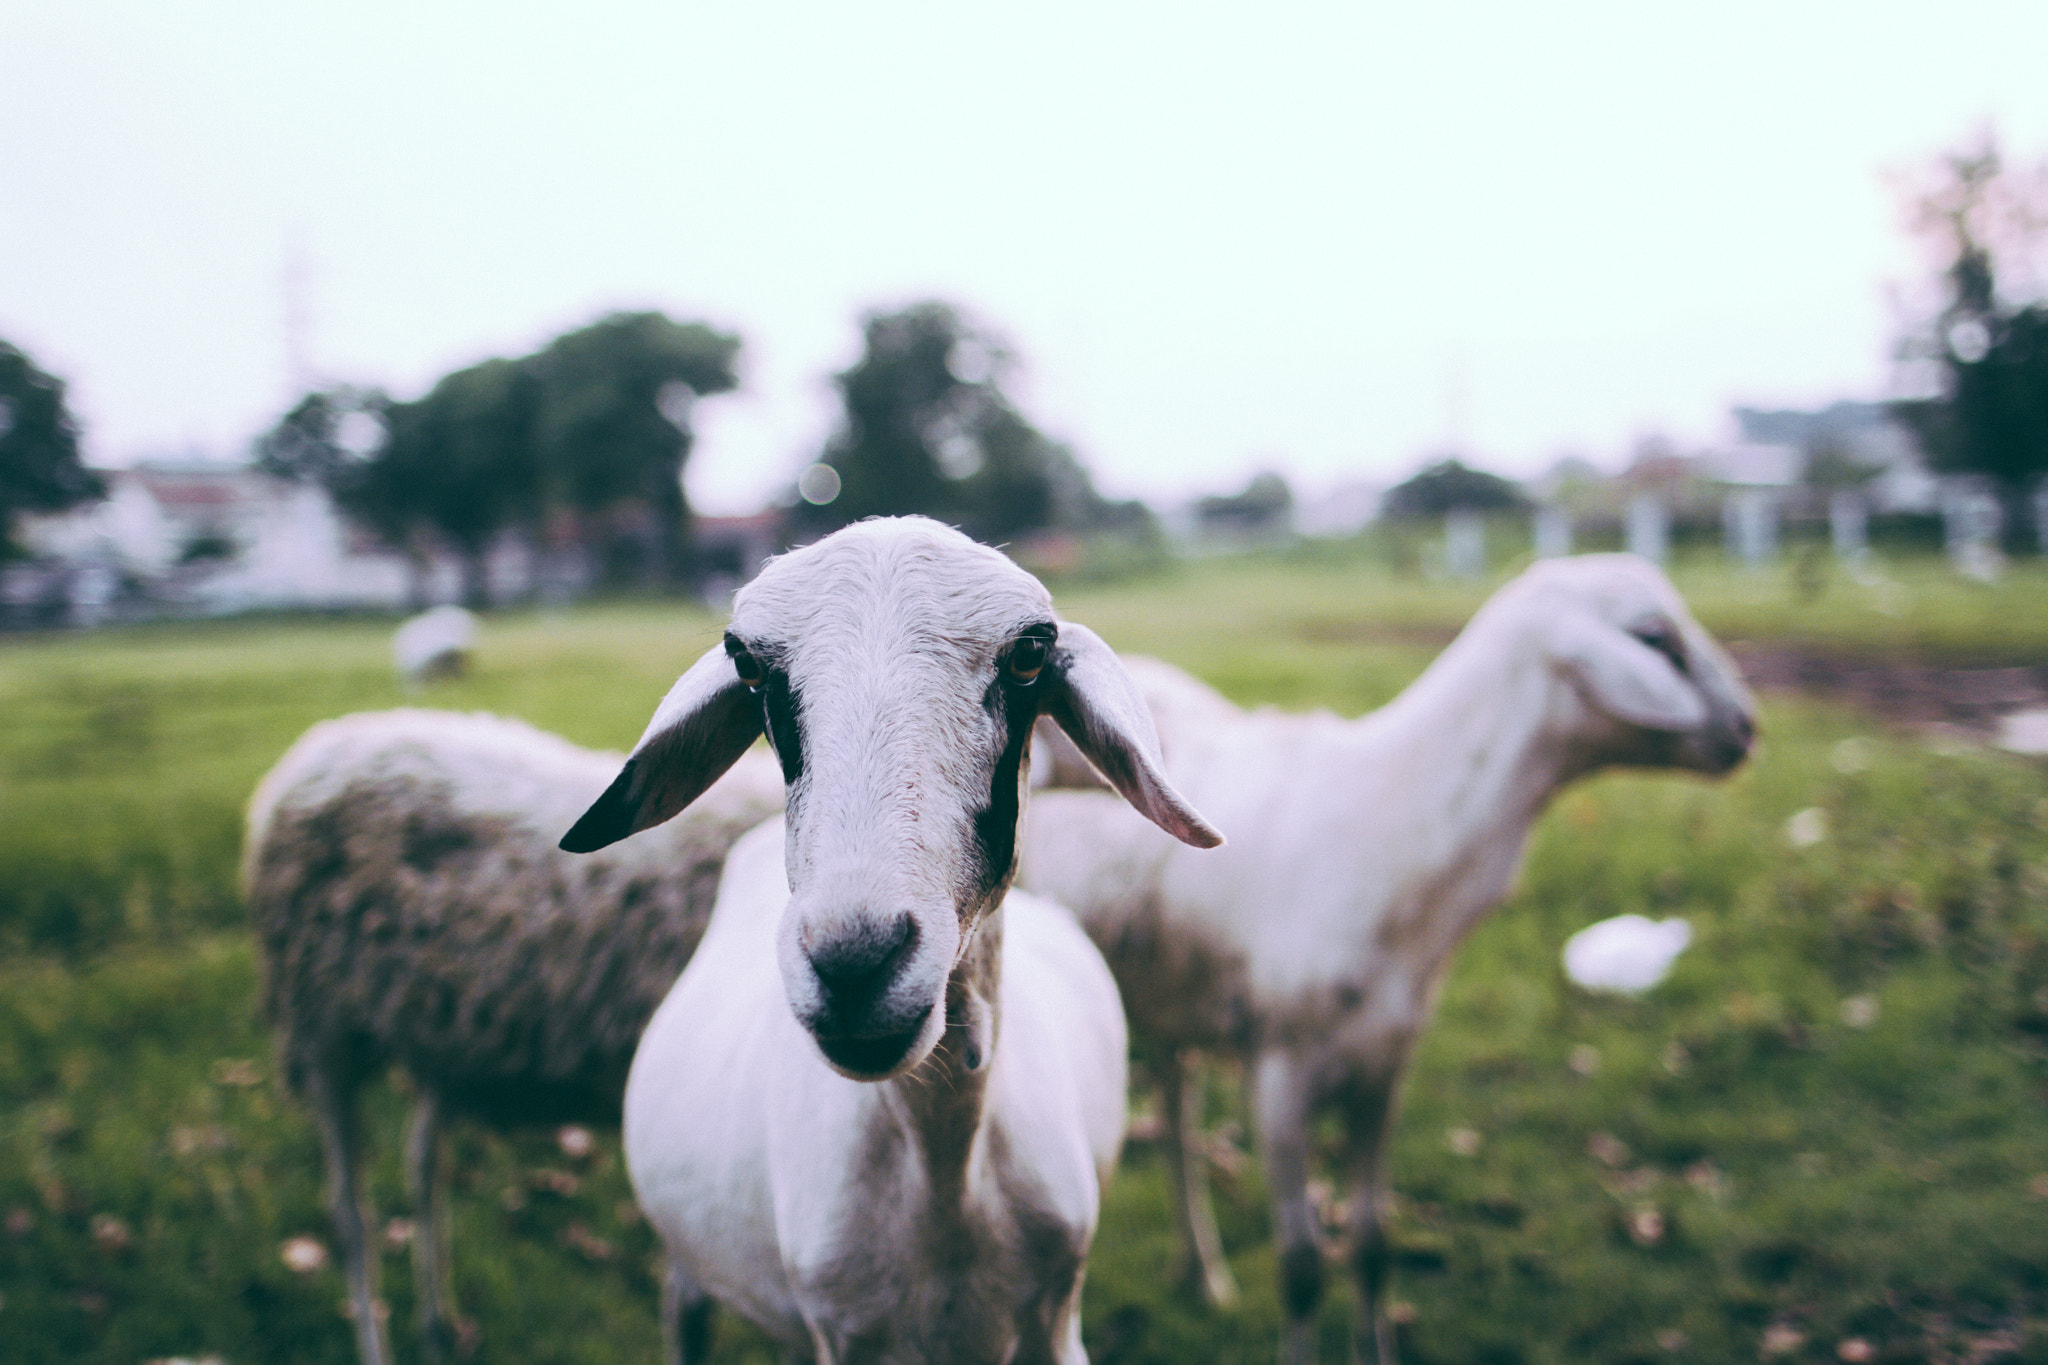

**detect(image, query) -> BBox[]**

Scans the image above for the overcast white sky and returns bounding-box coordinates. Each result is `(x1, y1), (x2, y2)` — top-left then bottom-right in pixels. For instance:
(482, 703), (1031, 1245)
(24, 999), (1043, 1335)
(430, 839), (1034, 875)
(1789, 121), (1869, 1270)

(5, 1), (2047, 513)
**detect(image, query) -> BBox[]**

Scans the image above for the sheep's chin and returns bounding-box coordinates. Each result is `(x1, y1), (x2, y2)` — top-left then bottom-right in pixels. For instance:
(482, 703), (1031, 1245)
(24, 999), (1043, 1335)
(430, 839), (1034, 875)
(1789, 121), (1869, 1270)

(810, 1006), (940, 1081)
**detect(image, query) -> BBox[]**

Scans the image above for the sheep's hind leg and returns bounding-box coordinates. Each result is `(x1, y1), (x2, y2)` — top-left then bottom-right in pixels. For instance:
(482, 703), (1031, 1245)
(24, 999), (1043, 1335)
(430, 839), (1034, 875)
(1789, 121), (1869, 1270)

(1158, 1049), (1239, 1307)
(1338, 1067), (1404, 1365)
(662, 1254), (716, 1365)
(305, 1062), (394, 1365)
(1253, 1048), (1323, 1365)
(405, 1087), (471, 1361)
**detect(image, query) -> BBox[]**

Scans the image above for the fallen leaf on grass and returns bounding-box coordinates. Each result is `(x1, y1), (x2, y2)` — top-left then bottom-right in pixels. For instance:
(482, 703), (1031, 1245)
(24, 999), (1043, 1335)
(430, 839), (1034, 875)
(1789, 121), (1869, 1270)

(1761, 1323), (1806, 1356)
(281, 1235), (329, 1273)
(90, 1214), (132, 1254)
(1786, 808), (1828, 849)
(1586, 1131), (1630, 1167)
(1626, 1206), (1665, 1247)
(562, 1222), (615, 1263)
(209, 1059), (263, 1087)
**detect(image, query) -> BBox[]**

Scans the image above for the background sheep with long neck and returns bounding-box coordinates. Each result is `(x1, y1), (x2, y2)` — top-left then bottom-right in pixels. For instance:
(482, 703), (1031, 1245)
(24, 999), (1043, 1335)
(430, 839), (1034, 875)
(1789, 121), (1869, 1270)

(1021, 553), (1756, 1365)
(243, 708), (782, 1365)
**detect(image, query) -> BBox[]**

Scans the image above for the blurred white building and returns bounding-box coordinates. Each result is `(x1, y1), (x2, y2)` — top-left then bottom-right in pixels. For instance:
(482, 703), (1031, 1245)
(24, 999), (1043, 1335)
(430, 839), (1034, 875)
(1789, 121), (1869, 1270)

(12, 460), (427, 620)
(1726, 403), (1938, 514)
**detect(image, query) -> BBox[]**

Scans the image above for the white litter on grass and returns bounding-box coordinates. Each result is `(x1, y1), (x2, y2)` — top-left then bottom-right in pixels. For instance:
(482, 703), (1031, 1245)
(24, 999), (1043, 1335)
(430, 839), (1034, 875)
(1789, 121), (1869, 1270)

(1997, 708), (2048, 756)
(393, 605), (476, 685)
(1785, 807), (1828, 848)
(1562, 915), (1692, 995)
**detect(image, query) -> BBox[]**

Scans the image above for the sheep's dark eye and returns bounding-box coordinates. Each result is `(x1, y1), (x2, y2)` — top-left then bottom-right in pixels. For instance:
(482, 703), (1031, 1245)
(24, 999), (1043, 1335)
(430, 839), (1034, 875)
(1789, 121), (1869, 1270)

(1005, 634), (1050, 684)
(724, 635), (767, 689)
(1632, 621), (1687, 673)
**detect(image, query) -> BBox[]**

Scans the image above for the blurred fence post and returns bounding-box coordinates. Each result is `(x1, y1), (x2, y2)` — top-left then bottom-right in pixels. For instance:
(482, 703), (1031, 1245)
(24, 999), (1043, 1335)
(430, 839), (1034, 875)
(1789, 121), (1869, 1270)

(1626, 495), (1667, 565)
(1445, 510), (1485, 579)
(1943, 484), (2002, 581)
(1723, 489), (1777, 568)
(1829, 491), (1868, 561)
(1533, 506), (1572, 559)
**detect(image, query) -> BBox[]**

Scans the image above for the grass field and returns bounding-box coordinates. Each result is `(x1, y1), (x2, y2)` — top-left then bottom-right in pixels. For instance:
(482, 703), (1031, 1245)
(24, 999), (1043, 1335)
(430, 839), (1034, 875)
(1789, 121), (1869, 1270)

(2, 548), (2046, 1364)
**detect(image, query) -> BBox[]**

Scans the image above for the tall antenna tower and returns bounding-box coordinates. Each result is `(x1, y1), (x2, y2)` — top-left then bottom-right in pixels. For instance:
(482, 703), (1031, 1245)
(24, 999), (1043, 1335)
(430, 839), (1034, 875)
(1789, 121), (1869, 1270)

(1443, 345), (1471, 455)
(282, 224), (316, 397)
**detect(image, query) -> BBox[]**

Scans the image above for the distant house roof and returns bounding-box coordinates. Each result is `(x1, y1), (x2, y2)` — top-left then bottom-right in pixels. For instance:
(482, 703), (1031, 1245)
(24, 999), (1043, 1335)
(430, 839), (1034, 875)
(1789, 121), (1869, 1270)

(1698, 443), (1800, 488)
(1733, 400), (1896, 447)
(125, 463), (267, 519)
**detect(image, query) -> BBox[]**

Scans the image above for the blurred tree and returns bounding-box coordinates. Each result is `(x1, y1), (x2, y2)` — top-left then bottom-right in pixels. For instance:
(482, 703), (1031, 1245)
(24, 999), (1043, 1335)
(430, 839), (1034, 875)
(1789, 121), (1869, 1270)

(799, 301), (1131, 544)
(1382, 458), (1528, 519)
(0, 339), (102, 559)
(258, 312), (743, 601)
(527, 312), (741, 585)
(253, 385), (410, 545)
(1196, 470), (1294, 536)
(1891, 134), (2048, 555)
(379, 358), (544, 609)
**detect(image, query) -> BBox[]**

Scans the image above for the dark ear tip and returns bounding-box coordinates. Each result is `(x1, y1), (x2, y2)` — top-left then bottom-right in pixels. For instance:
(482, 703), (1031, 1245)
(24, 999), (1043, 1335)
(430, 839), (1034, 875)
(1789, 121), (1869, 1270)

(559, 765), (640, 854)
(559, 807), (626, 853)
(557, 821), (613, 854)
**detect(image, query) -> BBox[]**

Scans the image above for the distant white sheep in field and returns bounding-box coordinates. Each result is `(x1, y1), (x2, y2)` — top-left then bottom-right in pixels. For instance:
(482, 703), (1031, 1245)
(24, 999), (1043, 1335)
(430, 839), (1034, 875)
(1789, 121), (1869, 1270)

(244, 709), (783, 1365)
(560, 516), (1222, 1364)
(1019, 553), (1755, 1365)
(392, 605), (476, 685)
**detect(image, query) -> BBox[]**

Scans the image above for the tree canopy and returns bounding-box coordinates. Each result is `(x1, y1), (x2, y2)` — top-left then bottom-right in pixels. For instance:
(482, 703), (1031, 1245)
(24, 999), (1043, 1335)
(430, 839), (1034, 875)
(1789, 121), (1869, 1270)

(1381, 458), (1528, 519)
(1891, 134), (2048, 554)
(257, 312), (741, 602)
(0, 339), (102, 559)
(1196, 471), (1294, 536)
(798, 302), (1132, 545)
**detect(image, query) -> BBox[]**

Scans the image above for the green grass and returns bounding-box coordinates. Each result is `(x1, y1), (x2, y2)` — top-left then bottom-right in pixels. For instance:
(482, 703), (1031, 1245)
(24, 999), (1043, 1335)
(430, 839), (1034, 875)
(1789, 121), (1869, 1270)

(3, 552), (2047, 1364)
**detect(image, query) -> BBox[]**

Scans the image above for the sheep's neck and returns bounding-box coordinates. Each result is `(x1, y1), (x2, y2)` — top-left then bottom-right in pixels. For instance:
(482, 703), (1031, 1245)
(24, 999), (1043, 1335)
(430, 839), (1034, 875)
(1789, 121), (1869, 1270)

(896, 901), (1002, 1210)
(1352, 624), (1587, 928)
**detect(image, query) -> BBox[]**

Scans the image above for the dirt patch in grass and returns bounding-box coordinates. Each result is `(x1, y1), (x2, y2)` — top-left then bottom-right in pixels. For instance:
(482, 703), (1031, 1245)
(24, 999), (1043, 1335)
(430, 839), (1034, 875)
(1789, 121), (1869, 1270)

(1727, 645), (2048, 733)
(1295, 617), (2048, 734)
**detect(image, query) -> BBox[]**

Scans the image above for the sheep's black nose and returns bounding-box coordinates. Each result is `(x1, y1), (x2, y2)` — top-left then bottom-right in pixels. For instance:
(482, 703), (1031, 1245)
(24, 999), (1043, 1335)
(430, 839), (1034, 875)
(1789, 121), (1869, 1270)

(1706, 709), (1758, 772)
(807, 913), (918, 1014)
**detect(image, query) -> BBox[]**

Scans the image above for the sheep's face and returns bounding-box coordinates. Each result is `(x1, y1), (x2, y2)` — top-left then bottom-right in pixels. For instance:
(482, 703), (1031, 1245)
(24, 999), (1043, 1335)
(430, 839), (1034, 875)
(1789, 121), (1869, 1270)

(562, 517), (1220, 1081)
(1515, 553), (1756, 775)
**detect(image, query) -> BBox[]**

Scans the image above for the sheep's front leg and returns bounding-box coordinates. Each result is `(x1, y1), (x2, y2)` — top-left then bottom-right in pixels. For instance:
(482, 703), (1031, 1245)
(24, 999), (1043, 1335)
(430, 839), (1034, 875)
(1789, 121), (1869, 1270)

(1253, 1048), (1322, 1365)
(661, 1254), (717, 1365)
(305, 1063), (394, 1365)
(1158, 1049), (1239, 1307)
(404, 1088), (469, 1361)
(1336, 1067), (1404, 1365)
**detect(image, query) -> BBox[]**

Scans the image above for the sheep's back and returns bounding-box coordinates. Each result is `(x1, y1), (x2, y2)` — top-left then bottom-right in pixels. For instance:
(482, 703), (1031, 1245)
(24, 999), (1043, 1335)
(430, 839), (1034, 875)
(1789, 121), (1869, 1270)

(246, 710), (783, 1122)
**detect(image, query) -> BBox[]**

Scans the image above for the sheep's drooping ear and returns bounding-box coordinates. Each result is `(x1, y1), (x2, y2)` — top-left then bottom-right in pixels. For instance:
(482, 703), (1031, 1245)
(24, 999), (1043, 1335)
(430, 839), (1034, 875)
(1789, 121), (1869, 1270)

(1556, 615), (1709, 733)
(560, 642), (764, 853)
(1040, 622), (1223, 849)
